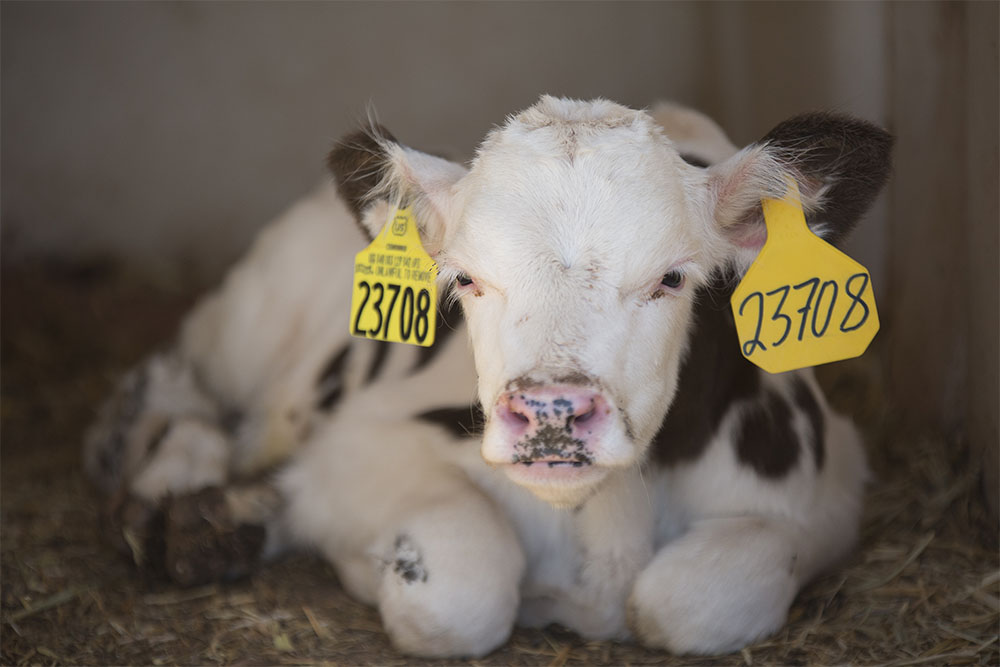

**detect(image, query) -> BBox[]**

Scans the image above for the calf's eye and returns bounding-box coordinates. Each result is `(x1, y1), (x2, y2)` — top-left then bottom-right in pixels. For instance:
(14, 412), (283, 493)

(455, 273), (474, 287)
(660, 270), (684, 289)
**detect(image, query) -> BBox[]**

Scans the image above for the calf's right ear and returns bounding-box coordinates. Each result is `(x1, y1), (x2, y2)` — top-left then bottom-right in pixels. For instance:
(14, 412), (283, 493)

(707, 112), (893, 271)
(327, 125), (467, 253)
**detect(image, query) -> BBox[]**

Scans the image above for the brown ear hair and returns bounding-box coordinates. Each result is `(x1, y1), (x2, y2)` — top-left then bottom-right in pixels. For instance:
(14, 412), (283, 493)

(327, 124), (398, 233)
(326, 124), (467, 252)
(761, 112), (893, 244)
(712, 112), (893, 250)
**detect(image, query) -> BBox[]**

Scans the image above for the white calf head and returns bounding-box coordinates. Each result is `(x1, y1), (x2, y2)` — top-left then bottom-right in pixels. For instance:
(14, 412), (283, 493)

(330, 96), (891, 507)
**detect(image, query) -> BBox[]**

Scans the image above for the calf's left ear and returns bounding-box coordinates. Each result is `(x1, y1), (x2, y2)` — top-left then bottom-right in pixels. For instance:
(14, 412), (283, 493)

(327, 124), (467, 252)
(708, 112), (893, 262)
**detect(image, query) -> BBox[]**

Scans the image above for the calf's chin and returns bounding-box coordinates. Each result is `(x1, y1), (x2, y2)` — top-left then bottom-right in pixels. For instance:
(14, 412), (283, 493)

(498, 461), (612, 508)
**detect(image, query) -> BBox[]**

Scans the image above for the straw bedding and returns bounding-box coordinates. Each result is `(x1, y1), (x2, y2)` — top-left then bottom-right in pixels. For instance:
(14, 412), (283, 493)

(2, 264), (997, 665)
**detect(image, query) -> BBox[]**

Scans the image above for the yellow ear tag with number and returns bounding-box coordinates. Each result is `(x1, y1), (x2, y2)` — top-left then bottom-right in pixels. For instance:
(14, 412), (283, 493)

(731, 179), (878, 374)
(350, 207), (437, 346)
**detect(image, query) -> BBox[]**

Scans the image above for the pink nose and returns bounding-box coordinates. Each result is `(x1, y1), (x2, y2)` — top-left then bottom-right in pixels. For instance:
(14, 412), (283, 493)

(495, 385), (611, 464)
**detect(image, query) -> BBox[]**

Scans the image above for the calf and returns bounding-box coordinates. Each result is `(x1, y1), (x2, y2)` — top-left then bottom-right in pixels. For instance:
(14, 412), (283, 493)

(85, 97), (891, 657)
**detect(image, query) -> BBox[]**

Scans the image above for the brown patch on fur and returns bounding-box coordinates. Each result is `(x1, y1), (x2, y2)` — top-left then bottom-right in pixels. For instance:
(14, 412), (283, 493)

(651, 271), (761, 466)
(364, 341), (391, 385)
(413, 296), (463, 373)
(327, 125), (398, 237)
(733, 390), (800, 478)
(315, 345), (351, 412)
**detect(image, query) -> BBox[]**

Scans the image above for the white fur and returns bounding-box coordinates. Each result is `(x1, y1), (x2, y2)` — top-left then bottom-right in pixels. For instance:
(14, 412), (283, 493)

(89, 97), (869, 658)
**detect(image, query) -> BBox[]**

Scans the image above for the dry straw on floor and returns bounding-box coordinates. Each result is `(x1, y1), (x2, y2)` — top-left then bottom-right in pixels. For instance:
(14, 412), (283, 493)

(2, 266), (997, 665)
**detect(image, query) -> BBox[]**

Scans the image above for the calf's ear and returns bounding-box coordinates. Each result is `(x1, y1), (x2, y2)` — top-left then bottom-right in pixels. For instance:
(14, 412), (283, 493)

(327, 124), (467, 253)
(707, 112), (893, 269)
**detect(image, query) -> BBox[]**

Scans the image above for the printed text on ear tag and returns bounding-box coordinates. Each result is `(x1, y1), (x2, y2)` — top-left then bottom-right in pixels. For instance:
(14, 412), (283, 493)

(730, 179), (879, 374)
(350, 207), (437, 346)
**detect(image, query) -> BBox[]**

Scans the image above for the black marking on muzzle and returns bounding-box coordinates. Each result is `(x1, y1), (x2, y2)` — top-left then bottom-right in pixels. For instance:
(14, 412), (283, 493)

(511, 424), (593, 465)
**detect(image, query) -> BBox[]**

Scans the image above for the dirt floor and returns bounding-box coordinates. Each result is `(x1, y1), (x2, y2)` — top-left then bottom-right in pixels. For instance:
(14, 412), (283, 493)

(2, 263), (998, 666)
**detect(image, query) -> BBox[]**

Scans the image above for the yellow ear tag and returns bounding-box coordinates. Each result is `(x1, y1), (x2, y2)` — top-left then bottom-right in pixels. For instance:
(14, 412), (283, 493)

(349, 207), (437, 346)
(730, 179), (879, 374)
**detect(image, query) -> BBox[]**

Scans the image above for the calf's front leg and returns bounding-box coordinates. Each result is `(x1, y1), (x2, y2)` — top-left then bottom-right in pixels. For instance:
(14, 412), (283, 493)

(282, 421), (525, 658)
(373, 493), (525, 658)
(628, 516), (806, 654)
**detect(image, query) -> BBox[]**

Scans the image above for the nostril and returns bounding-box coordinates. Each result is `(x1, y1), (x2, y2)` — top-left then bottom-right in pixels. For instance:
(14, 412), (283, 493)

(572, 406), (597, 425)
(498, 397), (533, 432)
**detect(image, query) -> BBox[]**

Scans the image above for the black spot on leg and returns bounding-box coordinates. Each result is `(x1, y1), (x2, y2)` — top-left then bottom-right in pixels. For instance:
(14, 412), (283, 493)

(734, 390), (800, 478)
(393, 535), (428, 584)
(791, 377), (825, 469)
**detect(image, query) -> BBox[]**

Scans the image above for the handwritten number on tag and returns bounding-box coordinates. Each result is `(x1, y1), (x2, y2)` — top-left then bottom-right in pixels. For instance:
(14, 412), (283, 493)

(841, 273), (871, 332)
(738, 271), (872, 357)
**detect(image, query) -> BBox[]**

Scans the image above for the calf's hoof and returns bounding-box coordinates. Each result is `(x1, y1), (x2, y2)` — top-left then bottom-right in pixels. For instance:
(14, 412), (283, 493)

(102, 489), (167, 575)
(163, 487), (267, 586)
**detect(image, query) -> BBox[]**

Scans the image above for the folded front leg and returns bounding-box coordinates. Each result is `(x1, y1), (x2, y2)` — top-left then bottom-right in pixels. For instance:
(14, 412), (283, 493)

(375, 493), (525, 658)
(282, 420), (525, 658)
(628, 516), (805, 654)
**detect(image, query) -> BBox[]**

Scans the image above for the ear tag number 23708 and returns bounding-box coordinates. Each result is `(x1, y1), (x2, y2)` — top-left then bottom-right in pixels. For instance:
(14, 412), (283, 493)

(731, 180), (879, 374)
(350, 207), (437, 346)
